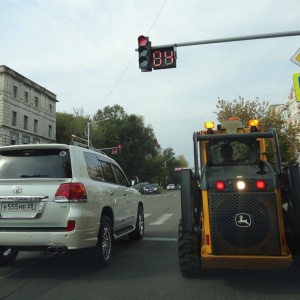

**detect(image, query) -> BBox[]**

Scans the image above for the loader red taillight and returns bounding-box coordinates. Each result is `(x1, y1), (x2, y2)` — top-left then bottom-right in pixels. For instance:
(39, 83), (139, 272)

(281, 235), (286, 247)
(67, 220), (76, 231)
(206, 234), (211, 245)
(216, 181), (225, 190)
(256, 180), (266, 190)
(55, 183), (87, 201)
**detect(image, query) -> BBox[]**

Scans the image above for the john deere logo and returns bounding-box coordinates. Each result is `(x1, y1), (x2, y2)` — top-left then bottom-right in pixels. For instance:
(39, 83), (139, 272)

(235, 213), (251, 227)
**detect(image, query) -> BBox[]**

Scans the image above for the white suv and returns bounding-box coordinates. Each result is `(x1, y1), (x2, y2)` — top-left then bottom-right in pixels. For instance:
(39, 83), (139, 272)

(0, 143), (144, 266)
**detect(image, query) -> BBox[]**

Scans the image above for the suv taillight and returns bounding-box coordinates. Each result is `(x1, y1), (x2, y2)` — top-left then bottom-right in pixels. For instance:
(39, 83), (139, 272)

(55, 183), (87, 202)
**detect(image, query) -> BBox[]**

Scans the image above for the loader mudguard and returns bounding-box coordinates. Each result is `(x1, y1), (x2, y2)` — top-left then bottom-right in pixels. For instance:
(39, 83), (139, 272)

(180, 169), (194, 233)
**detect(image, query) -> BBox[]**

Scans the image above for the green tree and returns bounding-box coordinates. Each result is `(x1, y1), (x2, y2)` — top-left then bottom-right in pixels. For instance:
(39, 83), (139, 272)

(56, 109), (89, 144)
(176, 155), (189, 168)
(215, 96), (300, 166)
(93, 105), (160, 179)
(56, 104), (190, 182)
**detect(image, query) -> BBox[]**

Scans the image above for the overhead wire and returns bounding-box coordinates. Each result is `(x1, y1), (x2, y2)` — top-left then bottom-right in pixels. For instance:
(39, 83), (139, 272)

(99, 0), (168, 108)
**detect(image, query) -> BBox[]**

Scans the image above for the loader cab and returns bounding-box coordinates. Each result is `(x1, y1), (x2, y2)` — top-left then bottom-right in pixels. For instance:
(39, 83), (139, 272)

(194, 118), (283, 178)
(208, 139), (259, 166)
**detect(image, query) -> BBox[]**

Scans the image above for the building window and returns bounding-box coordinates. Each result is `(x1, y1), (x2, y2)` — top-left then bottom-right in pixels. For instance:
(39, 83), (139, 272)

(12, 111), (17, 127)
(49, 104), (53, 114)
(10, 133), (16, 145)
(48, 125), (52, 138)
(24, 115), (28, 130)
(34, 119), (38, 133)
(13, 86), (18, 98)
(34, 97), (38, 107)
(24, 92), (28, 103)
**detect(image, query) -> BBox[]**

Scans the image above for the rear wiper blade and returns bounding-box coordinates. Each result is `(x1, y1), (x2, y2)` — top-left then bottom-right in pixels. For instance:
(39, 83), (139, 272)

(20, 174), (49, 178)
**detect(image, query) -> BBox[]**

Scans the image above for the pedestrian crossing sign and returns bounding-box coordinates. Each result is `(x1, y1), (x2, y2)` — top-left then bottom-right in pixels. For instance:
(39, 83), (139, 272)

(293, 73), (300, 102)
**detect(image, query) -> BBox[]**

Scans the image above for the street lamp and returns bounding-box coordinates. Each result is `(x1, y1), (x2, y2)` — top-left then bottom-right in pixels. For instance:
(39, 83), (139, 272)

(71, 134), (88, 144)
(86, 118), (110, 147)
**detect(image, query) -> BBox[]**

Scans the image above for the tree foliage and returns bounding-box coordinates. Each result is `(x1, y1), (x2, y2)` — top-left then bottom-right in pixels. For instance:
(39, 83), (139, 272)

(215, 96), (300, 166)
(56, 110), (89, 144)
(56, 105), (189, 184)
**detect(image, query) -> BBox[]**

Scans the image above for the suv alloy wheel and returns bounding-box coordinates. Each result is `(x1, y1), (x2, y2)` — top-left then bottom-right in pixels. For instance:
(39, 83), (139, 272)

(98, 215), (113, 267)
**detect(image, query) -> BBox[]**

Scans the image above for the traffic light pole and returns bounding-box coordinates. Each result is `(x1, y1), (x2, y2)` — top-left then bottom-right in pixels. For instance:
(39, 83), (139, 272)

(149, 30), (300, 50)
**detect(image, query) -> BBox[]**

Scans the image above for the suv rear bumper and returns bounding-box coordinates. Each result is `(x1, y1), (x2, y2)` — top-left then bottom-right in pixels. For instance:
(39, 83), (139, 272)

(0, 229), (98, 250)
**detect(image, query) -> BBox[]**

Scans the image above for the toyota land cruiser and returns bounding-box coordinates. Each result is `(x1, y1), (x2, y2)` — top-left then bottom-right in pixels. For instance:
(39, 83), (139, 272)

(0, 142), (144, 266)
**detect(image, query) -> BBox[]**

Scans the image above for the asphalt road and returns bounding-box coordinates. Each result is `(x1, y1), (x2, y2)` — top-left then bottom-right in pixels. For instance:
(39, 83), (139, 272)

(1, 190), (300, 300)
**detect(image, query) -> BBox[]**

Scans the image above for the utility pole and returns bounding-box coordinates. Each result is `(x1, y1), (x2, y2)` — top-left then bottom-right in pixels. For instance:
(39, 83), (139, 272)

(164, 157), (174, 187)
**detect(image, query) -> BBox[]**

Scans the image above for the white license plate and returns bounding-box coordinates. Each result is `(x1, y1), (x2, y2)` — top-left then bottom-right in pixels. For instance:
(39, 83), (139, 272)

(1, 202), (36, 212)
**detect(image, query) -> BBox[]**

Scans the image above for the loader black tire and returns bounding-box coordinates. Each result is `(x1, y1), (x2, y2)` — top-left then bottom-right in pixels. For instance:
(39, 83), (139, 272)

(286, 167), (300, 250)
(178, 218), (202, 278)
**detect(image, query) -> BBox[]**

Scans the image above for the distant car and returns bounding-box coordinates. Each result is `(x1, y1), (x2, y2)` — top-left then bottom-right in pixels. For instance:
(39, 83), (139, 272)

(144, 183), (161, 195)
(167, 184), (176, 190)
(132, 182), (149, 194)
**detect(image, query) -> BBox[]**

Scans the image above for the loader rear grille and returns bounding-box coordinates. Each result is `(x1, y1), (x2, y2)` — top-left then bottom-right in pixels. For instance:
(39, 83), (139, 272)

(209, 192), (281, 255)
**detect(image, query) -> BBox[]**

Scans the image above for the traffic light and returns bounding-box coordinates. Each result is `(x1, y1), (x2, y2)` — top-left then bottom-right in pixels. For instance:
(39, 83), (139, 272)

(118, 144), (122, 153)
(138, 35), (152, 72)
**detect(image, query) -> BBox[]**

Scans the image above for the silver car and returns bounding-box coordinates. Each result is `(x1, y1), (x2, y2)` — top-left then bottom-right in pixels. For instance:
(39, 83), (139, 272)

(0, 143), (144, 266)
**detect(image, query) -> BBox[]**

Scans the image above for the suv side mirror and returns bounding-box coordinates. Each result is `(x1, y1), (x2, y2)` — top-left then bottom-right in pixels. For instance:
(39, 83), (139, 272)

(129, 176), (139, 186)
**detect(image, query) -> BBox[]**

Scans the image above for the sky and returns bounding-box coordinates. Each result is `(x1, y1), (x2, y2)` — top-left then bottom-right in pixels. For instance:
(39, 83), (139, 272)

(1, 0), (299, 165)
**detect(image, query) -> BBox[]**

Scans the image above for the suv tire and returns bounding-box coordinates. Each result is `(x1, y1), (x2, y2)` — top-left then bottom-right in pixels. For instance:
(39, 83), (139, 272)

(98, 215), (113, 267)
(0, 247), (19, 265)
(128, 205), (144, 240)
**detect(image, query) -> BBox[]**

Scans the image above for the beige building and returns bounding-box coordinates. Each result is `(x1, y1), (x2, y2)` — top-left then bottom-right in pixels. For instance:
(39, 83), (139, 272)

(0, 65), (57, 145)
(271, 86), (300, 127)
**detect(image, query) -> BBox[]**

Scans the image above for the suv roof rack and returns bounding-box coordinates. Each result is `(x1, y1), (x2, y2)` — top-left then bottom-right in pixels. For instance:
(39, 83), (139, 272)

(70, 141), (108, 156)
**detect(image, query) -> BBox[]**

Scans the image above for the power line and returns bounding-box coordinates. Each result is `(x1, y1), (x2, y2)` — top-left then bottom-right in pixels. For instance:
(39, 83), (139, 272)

(99, 0), (168, 108)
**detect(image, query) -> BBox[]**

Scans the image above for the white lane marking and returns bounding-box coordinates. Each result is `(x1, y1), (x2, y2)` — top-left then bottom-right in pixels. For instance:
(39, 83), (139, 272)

(149, 214), (172, 225)
(143, 237), (177, 242)
(144, 214), (151, 218)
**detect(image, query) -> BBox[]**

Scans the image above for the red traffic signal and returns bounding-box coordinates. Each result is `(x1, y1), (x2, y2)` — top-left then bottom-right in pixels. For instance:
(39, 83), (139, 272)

(138, 35), (152, 72)
(138, 35), (148, 47)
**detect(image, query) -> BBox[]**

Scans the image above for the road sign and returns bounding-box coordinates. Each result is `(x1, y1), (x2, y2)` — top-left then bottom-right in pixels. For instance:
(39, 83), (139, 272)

(291, 48), (300, 67)
(293, 73), (300, 101)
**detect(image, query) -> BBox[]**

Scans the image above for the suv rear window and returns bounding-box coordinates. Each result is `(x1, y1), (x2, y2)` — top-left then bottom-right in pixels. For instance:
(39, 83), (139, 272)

(0, 148), (72, 179)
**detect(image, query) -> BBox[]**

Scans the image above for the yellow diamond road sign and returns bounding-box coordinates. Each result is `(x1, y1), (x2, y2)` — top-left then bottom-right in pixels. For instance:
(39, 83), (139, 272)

(293, 73), (300, 102)
(291, 48), (300, 67)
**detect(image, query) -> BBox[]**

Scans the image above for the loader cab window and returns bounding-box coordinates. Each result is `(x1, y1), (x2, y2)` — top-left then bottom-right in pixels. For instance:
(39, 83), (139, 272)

(208, 138), (259, 166)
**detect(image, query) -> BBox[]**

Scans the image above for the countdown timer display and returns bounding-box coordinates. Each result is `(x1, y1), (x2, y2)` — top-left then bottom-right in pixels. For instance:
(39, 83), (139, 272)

(152, 47), (176, 70)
